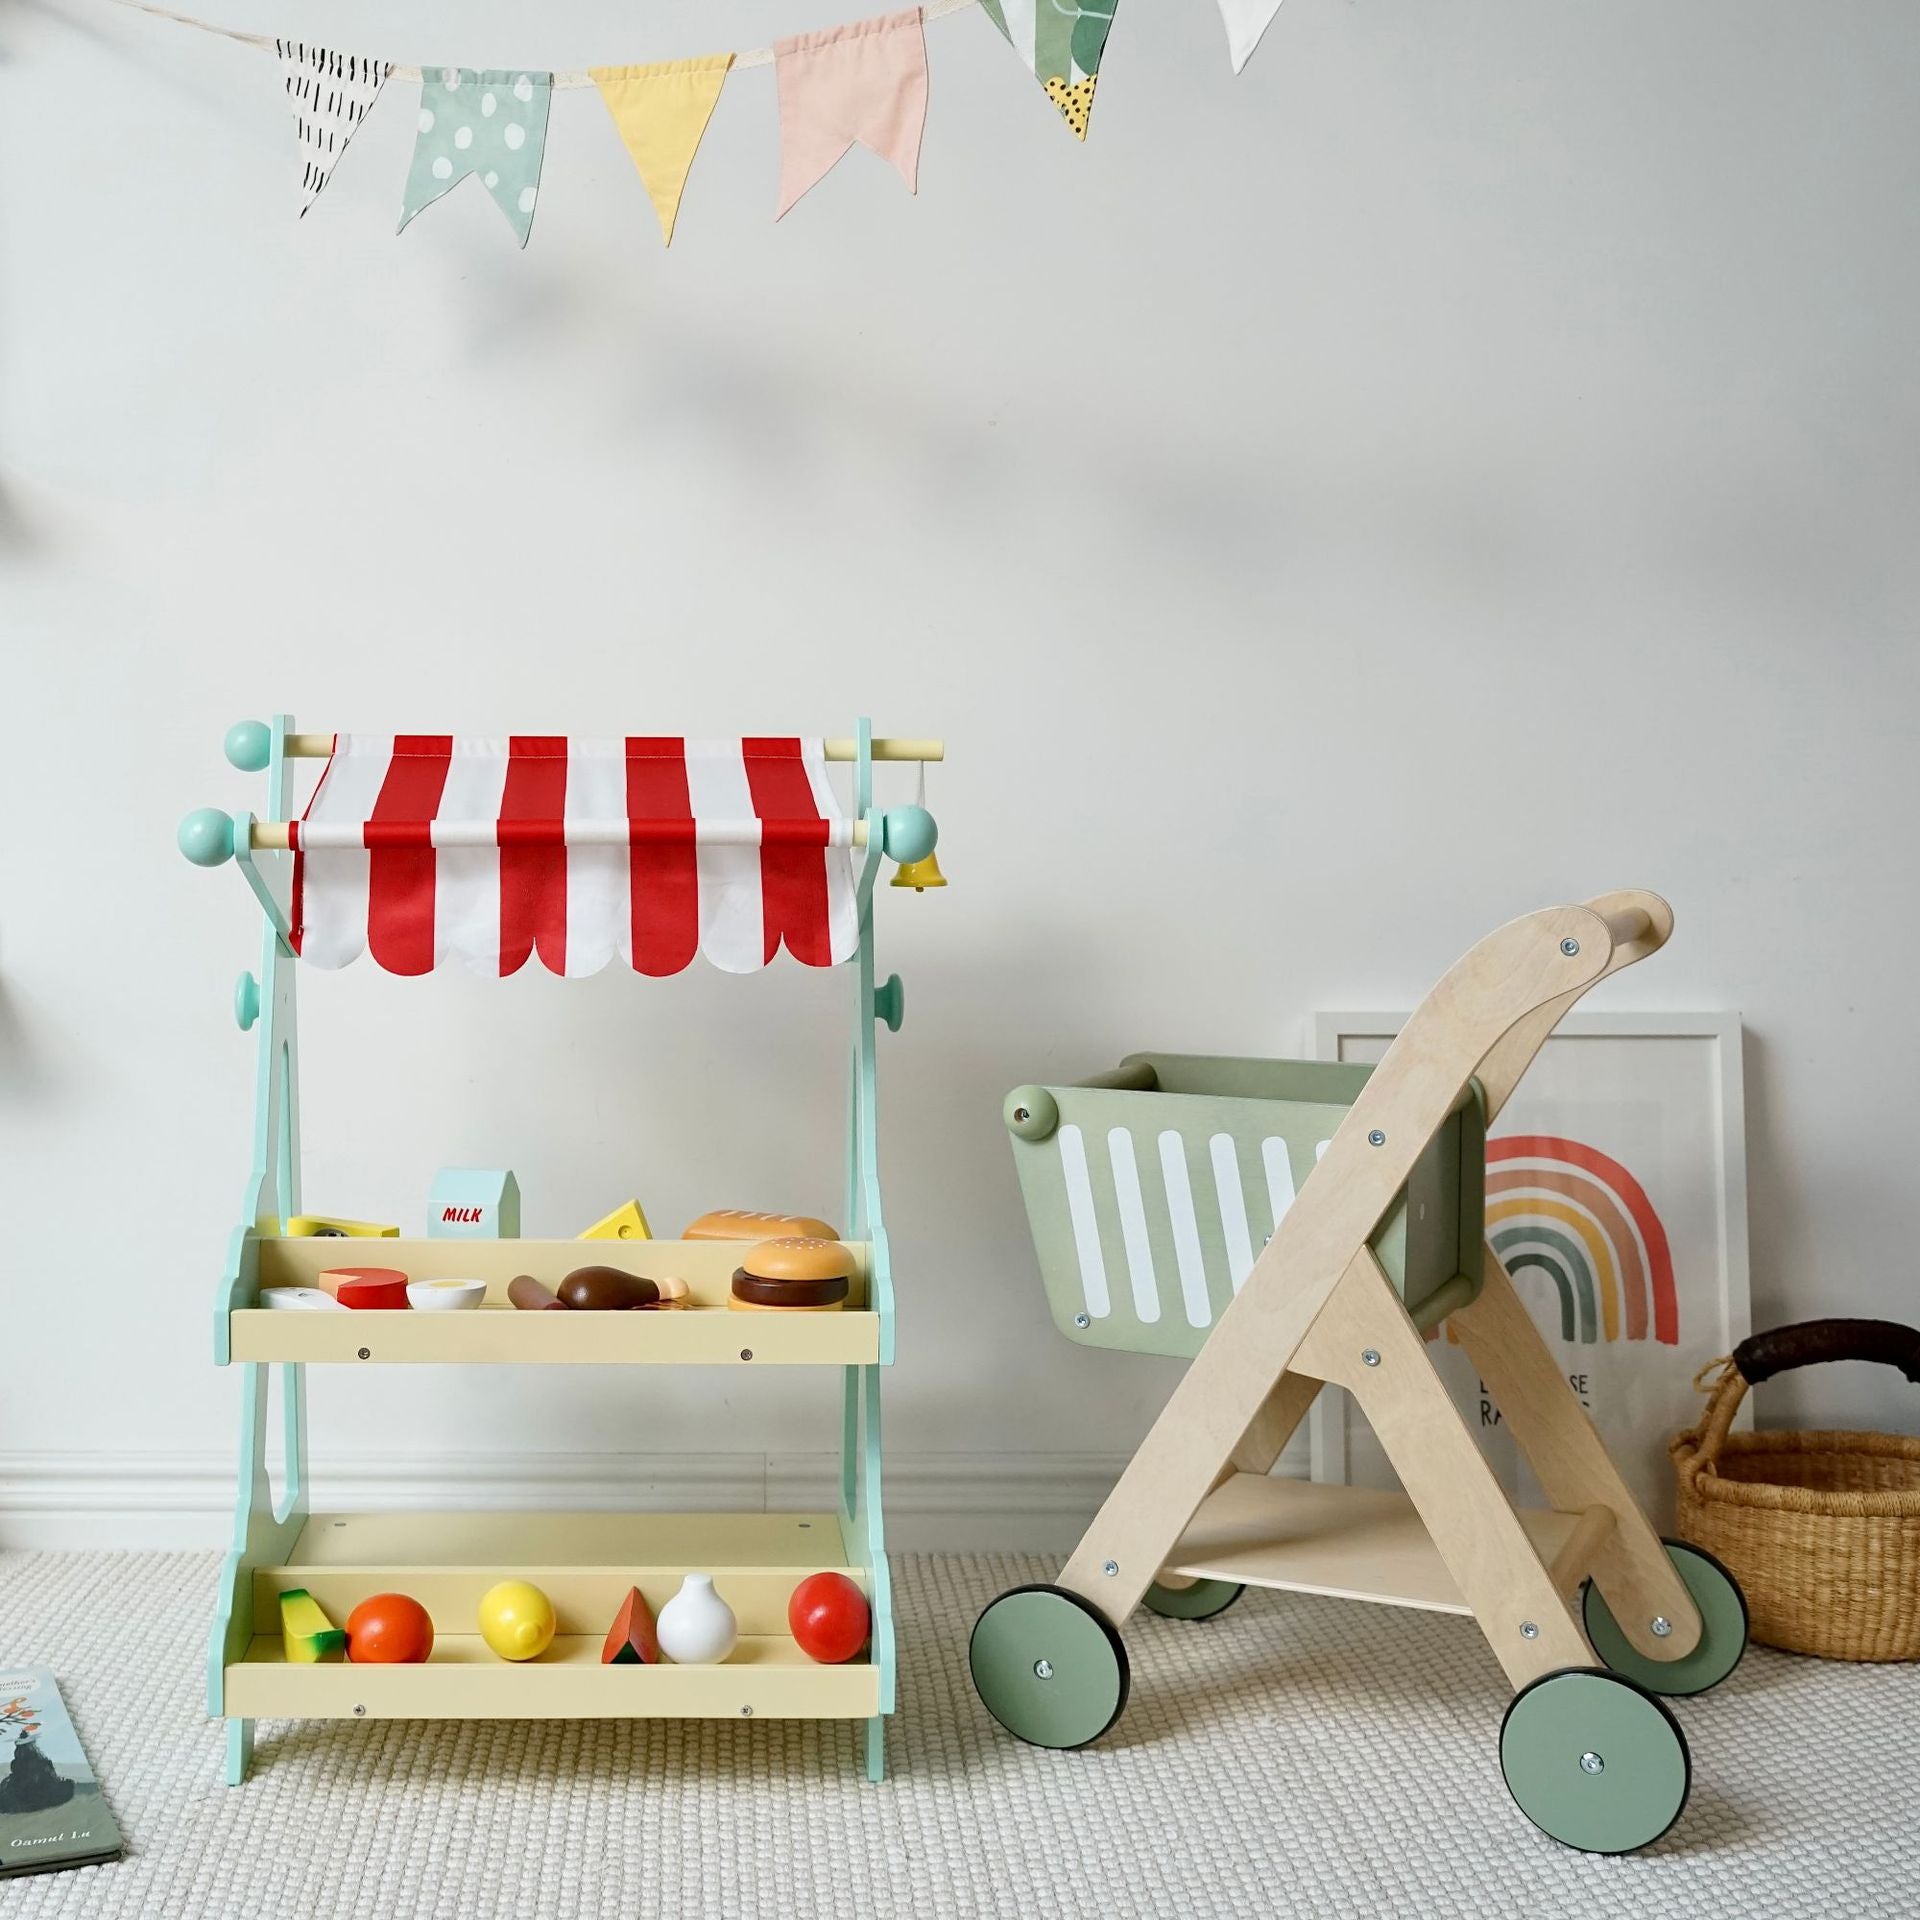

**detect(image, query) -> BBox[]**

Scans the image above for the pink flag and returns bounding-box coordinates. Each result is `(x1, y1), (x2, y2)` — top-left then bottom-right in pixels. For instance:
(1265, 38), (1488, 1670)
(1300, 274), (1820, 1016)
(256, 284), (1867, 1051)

(775, 8), (928, 220)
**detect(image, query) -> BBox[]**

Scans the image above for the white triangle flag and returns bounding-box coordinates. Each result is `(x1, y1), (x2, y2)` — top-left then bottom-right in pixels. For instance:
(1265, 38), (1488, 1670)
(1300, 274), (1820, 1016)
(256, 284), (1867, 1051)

(277, 42), (392, 216)
(1216, 0), (1284, 74)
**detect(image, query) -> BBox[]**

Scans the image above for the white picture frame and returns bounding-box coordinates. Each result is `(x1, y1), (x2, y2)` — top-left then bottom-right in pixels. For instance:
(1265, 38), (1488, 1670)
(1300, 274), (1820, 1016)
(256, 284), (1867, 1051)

(1310, 1012), (1752, 1522)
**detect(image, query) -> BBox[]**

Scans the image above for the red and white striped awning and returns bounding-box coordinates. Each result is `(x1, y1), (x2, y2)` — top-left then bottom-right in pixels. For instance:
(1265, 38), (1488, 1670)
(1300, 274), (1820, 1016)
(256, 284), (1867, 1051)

(289, 736), (858, 976)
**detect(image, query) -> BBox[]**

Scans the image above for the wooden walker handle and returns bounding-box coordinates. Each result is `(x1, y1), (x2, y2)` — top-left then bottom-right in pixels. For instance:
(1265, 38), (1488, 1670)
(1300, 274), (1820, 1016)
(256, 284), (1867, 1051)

(1690, 1317), (1920, 1465)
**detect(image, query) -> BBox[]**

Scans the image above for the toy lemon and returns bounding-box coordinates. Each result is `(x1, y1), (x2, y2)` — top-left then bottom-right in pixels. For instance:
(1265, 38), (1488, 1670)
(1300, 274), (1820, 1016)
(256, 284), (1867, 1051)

(478, 1580), (556, 1661)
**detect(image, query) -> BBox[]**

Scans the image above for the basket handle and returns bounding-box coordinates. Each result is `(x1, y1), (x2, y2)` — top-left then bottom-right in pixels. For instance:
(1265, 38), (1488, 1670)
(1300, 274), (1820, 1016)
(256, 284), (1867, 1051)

(1690, 1318), (1920, 1466)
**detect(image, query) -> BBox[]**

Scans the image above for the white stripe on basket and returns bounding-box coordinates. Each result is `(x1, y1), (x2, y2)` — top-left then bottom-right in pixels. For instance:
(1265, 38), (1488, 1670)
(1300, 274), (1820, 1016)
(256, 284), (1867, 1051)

(1211, 1133), (1257, 1294)
(1107, 1129), (1161, 1324)
(1056, 1125), (1111, 1322)
(1158, 1131), (1213, 1329)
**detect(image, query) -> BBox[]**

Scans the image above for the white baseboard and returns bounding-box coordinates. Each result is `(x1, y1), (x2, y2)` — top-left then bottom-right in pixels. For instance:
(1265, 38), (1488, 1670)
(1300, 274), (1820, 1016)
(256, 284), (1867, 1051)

(0, 1449), (1155, 1555)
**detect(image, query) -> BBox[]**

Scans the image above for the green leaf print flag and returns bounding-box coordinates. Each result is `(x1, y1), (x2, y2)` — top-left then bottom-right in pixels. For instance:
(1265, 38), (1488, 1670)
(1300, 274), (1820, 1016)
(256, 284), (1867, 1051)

(976, 0), (1114, 139)
(400, 69), (553, 246)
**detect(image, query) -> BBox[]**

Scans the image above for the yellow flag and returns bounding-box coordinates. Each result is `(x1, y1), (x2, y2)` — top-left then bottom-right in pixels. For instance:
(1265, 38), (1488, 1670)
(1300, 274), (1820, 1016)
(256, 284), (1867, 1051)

(592, 56), (734, 247)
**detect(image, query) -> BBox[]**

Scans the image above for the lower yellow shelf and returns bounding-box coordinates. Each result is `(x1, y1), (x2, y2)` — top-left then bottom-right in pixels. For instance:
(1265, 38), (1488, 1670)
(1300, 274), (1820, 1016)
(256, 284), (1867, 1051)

(223, 1508), (878, 1722)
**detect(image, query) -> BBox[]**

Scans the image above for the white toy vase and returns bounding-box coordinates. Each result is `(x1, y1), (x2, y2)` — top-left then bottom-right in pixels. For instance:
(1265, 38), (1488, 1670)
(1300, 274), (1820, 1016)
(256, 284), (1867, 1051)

(657, 1574), (738, 1664)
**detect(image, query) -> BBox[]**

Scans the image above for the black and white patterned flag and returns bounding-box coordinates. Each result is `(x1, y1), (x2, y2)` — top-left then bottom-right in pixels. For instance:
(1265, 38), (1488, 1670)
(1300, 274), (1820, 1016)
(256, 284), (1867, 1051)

(277, 42), (392, 216)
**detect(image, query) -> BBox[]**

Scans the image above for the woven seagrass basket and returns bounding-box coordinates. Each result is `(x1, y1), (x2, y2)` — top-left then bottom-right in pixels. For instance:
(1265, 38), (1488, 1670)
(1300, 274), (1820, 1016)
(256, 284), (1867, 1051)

(1671, 1318), (1920, 1662)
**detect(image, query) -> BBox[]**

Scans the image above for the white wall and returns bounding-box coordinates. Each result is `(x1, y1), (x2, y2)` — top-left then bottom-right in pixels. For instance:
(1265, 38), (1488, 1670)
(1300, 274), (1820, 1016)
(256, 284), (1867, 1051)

(4, 0), (1917, 1547)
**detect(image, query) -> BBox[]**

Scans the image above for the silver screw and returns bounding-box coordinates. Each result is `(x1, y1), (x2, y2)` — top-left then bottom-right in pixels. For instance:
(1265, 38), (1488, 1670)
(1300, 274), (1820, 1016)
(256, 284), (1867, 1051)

(1073, 1313), (1090, 1329)
(1013, 1106), (1030, 1124)
(1367, 1128), (1386, 1147)
(1650, 1615), (1672, 1638)
(1519, 1621), (1540, 1640)
(1580, 1751), (1605, 1775)
(1033, 1659), (1054, 1680)
(740, 1706), (753, 1717)
(352, 1704), (366, 1717)
(740, 1349), (753, 1362)
(1361, 1349), (1381, 1368)
(1102, 1560), (1119, 1578)
(1560, 938), (1581, 956)
(357, 1347), (370, 1361)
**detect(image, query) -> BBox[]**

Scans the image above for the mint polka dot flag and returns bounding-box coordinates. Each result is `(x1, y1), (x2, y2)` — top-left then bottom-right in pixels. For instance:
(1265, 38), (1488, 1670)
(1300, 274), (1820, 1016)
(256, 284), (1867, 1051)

(399, 69), (553, 247)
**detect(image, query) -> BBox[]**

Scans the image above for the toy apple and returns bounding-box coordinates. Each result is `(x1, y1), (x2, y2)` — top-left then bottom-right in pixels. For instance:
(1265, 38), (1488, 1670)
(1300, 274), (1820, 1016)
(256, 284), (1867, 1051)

(346, 1592), (435, 1664)
(788, 1571), (870, 1664)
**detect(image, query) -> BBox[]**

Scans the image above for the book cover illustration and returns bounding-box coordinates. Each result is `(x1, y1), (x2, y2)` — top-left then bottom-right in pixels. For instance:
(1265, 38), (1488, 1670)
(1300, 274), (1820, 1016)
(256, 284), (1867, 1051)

(0, 1670), (122, 1877)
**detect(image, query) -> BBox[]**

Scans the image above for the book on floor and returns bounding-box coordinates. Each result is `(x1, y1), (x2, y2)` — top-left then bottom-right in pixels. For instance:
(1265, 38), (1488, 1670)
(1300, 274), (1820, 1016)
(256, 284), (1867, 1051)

(0, 1670), (122, 1878)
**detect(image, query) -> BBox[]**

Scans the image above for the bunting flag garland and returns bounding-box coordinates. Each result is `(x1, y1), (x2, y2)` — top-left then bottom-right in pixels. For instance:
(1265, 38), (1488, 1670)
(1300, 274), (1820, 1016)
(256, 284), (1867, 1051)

(276, 42), (391, 215)
(97, 0), (1291, 250)
(1215, 0), (1285, 75)
(399, 69), (554, 247)
(774, 10), (929, 220)
(975, 0), (1115, 140)
(592, 56), (735, 247)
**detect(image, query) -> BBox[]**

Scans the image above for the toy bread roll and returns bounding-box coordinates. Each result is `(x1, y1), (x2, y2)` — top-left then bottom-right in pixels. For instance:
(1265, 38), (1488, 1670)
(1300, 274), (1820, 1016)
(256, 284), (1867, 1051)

(729, 1237), (853, 1312)
(685, 1208), (840, 1243)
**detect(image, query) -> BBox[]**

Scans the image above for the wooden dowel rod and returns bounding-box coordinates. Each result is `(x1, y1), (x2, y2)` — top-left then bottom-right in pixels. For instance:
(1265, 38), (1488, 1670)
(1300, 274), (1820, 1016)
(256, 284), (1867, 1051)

(278, 733), (943, 762)
(1547, 1503), (1617, 1596)
(248, 819), (873, 851)
(1601, 907), (1655, 950)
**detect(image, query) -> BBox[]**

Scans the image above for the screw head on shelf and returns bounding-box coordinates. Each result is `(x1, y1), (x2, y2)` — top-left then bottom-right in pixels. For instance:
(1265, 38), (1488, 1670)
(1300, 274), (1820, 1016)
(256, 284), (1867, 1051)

(352, 1704), (366, 1718)
(739, 1706), (753, 1717)
(1367, 1129), (1386, 1147)
(740, 1349), (753, 1362)
(357, 1347), (370, 1361)
(224, 720), (273, 773)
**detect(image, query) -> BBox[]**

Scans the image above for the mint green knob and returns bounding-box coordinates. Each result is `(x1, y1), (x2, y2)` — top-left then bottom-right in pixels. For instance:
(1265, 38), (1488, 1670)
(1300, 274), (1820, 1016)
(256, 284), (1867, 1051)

(1005, 1086), (1060, 1142)
(873, 974), (905, 1033)
(234, 972), (260, 1031)
(881, 805), (937, 864)
(224, 721), (273, 772)
(178, 808), (236, 867)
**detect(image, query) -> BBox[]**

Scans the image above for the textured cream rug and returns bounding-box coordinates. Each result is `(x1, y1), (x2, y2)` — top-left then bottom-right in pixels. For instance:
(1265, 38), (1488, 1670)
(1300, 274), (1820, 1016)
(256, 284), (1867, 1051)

(0, 1549), (1912, 1917)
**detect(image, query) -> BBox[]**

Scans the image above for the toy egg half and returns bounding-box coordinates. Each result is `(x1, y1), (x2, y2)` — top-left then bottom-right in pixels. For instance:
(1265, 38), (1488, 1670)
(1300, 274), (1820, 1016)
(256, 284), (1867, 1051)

(407, 1278), (486, 1312)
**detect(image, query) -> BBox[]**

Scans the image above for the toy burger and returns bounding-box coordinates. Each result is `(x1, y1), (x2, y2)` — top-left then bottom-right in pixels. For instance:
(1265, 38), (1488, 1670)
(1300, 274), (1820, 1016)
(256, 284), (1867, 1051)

(729, 1238), (853, 1313)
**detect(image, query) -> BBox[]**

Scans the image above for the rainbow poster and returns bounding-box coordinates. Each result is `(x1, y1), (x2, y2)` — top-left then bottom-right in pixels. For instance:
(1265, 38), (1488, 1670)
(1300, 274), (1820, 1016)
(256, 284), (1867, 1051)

(1483, 1134), (1679, 1348)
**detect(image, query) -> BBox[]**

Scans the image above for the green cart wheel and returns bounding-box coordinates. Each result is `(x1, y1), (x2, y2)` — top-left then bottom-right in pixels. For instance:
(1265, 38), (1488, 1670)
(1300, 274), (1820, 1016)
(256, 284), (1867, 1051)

(1500, 1668), (1691, 1854)
(969, 1585), (1130, 1750)
(1583, 1539), (1749, 1697)
(1142, 1578), (1245, 1621)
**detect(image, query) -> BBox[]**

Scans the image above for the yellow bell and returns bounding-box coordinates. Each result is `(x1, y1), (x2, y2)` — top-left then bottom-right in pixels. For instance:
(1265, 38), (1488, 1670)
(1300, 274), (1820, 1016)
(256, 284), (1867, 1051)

(890, 852), (948, 892)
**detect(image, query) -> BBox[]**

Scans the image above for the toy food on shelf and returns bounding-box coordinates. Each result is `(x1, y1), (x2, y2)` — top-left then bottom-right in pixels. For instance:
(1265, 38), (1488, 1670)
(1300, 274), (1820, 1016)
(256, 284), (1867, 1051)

(684, 1209), (839, 1242)
(406, 1278), (486, 1312)
(507, 1267), (690, 1312)
(284, 1215), (399, 1239)
(279, 1589), (346, 1664)
(601, 1588), (662, 1665)
(321, 1268), (412, 1310)
(261, 1288), (347, 1312)
(656, 1575), (737, 1664)
(729, 1238), (853, 1312)
(346, 1593), (435, 1664)
(788, 1572), (871, 1664)
(478, 1581), (556, 1661)
(428, 1168), (520, 1240)
(579, 1201), (653, 1242)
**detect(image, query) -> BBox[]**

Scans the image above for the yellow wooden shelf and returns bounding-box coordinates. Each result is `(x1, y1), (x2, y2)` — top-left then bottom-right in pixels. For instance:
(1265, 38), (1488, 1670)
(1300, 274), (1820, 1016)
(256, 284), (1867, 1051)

(1163, 1472), (1581, 1616)
(226, 1509), (878, 1721)
(230, 1237), (880, 1366)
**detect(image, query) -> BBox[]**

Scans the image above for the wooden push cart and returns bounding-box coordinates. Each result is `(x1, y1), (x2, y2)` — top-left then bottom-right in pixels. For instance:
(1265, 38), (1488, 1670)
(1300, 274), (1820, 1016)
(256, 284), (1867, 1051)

(972, 895), (1751, 1854)
(179, 719), (943, 1783)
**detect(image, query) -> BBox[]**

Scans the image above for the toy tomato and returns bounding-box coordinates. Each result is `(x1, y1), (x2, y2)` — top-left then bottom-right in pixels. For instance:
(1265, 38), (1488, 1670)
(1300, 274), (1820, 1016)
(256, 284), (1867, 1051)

(788, 1572), (869, 1664)
(346, 1592), (435, 1664)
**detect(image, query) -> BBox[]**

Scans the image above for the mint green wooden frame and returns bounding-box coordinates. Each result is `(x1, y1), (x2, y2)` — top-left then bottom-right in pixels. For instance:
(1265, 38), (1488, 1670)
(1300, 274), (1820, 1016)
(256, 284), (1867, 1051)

(204, 715), (901, 1784)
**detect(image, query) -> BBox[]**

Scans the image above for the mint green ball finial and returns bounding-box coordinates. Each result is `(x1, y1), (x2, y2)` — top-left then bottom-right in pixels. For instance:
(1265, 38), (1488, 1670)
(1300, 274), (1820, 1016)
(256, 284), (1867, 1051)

(178, 808), (236, 867)
(882, 806), (937, 865)
(225, 721), (272, 772)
